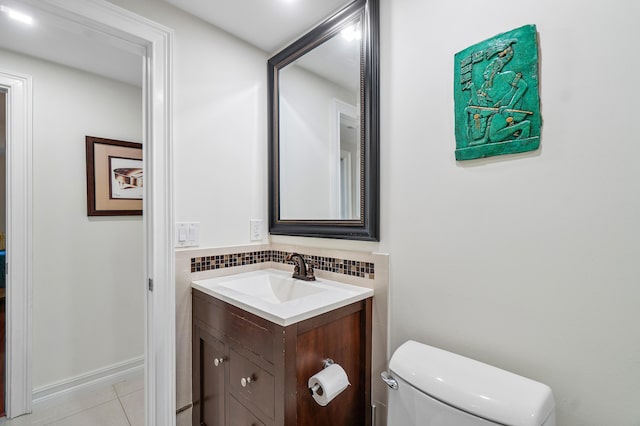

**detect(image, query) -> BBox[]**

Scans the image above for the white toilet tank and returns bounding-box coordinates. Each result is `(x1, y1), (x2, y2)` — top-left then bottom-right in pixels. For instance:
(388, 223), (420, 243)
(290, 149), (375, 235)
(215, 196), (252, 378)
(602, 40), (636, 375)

(386, 340), (556, 426)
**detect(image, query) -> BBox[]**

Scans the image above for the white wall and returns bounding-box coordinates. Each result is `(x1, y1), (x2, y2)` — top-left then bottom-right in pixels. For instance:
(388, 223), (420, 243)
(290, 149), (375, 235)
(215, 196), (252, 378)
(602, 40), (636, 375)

(0, 48), (144, 388)
(380, 1), (640, 425)
(107, 0), (270, 248)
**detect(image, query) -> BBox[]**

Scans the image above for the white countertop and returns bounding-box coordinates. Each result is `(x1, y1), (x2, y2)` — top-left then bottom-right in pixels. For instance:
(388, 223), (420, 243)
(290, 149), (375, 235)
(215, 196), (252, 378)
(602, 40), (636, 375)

(192, 268), (373, 326)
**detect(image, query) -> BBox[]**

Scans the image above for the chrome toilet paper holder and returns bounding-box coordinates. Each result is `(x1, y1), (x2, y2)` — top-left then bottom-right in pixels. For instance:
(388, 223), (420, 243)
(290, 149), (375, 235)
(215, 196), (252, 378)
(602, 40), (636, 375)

(322, 358), (334, 368)
(309, 358), (335, 395)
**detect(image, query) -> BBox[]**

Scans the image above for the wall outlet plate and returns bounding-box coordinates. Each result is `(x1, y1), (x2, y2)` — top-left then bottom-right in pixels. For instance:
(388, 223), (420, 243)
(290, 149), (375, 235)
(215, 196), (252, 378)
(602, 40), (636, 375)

(250, 219), (263, 241)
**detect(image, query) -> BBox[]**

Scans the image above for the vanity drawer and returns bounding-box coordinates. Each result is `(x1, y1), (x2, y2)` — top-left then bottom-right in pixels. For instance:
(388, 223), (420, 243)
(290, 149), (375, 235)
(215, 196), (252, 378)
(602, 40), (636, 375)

(229, 347), (275, 420)
(193, 291), (225, 331)
(229, 394), (265, 426)
(194, 290), (274, 361)
(225, 307), (274, 363)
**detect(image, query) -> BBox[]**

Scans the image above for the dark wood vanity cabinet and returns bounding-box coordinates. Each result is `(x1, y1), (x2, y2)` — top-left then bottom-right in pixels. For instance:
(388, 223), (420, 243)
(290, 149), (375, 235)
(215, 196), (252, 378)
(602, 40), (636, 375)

(193, 327), (226, 426)
(192, 289), (372, 426)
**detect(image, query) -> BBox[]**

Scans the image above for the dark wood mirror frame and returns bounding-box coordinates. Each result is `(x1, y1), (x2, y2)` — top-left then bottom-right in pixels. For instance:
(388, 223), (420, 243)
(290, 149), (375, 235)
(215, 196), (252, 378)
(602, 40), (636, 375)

(268, 0), (379, 241)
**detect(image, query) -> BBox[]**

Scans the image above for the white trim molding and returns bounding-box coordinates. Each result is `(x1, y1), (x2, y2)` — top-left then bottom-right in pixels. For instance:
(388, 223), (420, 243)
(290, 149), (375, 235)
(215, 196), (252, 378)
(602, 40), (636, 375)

(10, 1), (175, 425)
(32, 356), (144, 404)
(331, 98), (359, 219)
(1, 68), (34, 419)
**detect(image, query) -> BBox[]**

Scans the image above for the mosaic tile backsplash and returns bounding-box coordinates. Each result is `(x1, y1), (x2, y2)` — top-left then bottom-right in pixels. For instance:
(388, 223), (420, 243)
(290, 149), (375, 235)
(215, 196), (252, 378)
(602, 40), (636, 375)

(191, 250), (375, 279)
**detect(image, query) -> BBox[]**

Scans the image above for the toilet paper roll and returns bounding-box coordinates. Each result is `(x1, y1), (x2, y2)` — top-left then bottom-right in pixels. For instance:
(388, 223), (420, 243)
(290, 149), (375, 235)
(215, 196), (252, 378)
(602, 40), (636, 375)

(308, 363), (350, 406)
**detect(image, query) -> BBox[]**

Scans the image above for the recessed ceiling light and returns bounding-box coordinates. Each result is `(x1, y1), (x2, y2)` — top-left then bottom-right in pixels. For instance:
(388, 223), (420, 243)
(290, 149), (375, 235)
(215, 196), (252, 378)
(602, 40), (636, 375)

(0, 5), (34, 25)
(341, 23), (361, 42)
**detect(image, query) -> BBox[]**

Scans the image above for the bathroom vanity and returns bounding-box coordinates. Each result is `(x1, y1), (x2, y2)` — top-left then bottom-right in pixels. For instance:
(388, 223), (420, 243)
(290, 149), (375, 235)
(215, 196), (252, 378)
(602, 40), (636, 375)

(192, 270), (373, 426)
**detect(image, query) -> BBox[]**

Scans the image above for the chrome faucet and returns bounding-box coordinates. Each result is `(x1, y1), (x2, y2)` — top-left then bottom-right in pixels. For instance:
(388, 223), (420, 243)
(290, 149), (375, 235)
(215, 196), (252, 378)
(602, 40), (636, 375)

(285, 252), (316, 281)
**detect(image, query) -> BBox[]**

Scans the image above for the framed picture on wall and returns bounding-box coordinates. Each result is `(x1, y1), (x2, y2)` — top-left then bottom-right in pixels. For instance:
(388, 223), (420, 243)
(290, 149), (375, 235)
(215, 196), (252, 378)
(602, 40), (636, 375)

(85, 136), (143, 216)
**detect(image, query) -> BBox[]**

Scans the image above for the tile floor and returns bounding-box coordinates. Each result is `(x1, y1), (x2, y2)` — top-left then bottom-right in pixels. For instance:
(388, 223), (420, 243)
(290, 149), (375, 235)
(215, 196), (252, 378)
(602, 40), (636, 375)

(0, 374), (144, 426)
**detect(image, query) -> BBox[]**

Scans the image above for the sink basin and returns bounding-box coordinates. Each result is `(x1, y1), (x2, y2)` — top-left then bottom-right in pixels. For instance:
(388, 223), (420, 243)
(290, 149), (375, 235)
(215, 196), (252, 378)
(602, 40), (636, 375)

(216, 273), (326, 303)
(192, 269), (373, 326)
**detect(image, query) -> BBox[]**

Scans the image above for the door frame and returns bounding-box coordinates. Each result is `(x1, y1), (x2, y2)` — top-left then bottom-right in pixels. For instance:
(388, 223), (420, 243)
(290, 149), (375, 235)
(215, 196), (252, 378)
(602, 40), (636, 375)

(1, 68), (33, 420)
(3, 1), (175, 424)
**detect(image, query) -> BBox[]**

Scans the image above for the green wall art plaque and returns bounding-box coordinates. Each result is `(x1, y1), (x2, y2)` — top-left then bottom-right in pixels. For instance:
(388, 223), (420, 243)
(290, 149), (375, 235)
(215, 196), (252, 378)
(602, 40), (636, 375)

(454, 25), (541, 161)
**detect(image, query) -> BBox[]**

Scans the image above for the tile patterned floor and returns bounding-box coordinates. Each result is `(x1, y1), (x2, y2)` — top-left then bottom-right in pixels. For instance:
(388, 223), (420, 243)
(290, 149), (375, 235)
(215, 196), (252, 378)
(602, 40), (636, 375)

(0, 374), (144, 426)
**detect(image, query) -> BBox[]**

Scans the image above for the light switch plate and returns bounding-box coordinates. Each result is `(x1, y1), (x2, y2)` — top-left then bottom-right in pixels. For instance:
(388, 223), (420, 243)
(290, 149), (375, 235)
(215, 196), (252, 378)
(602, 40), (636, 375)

(175, 222), (200, 247)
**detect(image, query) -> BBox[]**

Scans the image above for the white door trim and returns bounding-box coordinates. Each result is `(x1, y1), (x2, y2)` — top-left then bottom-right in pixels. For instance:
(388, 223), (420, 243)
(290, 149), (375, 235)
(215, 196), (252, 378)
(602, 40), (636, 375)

(1, 69), (33, 419)
(331, 99), (358, 219)
(7, 1), (175, 424)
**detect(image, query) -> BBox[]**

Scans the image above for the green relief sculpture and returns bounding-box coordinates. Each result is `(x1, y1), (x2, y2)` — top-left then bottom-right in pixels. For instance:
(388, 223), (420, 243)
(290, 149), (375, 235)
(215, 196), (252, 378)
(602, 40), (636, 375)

(454, 25), (541, 161)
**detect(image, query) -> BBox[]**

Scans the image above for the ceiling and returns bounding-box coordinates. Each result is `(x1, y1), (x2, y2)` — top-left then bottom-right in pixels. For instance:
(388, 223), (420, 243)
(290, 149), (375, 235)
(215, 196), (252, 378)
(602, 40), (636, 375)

(0, 0), (143, 86)
(0, 0), (354, 87)
(164, 0), (353, 54)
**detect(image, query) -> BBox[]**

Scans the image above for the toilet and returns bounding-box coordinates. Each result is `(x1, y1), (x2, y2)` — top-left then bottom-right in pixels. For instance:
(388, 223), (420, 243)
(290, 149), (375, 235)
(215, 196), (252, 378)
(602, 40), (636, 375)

(384, 340), (556, 426)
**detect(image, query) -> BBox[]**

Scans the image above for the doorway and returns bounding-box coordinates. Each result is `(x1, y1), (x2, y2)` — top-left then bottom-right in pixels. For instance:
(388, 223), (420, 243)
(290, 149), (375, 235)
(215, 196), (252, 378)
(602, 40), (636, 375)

(1, 1), (175, 425)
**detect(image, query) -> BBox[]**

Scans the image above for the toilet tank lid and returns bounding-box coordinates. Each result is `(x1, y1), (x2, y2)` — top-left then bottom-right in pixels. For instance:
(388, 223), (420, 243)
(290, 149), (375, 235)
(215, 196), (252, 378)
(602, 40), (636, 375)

(389, 341), (555, 426)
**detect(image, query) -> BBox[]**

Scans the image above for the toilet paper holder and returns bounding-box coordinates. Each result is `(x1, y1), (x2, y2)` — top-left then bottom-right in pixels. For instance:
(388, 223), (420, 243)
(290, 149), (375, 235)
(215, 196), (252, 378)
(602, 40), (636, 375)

(322, 358), (335, 368)
(308, 358), (351, 406)
(309, 358), (334, 395)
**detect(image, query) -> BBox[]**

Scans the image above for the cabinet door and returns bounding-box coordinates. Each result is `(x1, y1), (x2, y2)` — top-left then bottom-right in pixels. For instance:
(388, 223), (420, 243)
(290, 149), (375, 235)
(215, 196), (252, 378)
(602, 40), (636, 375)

(194, 327), (226, 426)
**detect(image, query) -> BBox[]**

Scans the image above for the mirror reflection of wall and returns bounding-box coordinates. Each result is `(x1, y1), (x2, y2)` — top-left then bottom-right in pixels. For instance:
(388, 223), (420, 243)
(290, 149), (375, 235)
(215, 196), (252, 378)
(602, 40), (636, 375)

(278, 18), (361, 221)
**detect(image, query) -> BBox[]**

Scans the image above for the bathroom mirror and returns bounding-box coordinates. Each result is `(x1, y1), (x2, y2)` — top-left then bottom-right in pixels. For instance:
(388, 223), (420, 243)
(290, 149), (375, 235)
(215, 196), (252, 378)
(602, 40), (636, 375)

(268, 0), (379, 241)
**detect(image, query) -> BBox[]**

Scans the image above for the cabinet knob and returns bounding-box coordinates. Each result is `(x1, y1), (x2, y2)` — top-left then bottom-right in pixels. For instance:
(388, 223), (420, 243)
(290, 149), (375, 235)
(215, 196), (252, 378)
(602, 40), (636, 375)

(240, 375), (254, 387)
(213, 357), (225, 367)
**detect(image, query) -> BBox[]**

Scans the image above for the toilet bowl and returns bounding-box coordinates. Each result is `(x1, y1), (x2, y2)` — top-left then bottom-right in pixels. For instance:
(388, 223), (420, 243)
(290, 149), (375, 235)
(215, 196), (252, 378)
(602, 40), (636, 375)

(383, 340), (556, 426)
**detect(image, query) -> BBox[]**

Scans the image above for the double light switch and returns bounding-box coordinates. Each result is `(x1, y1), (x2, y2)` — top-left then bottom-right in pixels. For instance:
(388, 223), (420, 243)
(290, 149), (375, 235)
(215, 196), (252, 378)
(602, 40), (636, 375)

(175, 222), (200, 247)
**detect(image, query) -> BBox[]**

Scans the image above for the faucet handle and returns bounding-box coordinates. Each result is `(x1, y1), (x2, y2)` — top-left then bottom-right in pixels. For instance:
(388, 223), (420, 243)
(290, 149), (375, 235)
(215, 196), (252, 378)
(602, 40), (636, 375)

(305, 262), (316, 280)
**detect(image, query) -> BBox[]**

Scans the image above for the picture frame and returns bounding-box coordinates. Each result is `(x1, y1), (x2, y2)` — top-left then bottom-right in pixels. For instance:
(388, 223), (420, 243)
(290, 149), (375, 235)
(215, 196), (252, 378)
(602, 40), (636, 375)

(85, 136), (143, 216)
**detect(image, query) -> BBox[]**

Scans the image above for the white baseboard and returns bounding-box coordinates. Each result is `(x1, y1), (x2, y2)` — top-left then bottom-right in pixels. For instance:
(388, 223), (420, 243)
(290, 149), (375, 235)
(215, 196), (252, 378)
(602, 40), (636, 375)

(32, 356), (144, 404)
